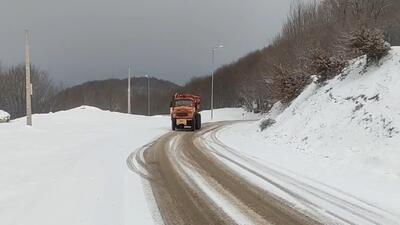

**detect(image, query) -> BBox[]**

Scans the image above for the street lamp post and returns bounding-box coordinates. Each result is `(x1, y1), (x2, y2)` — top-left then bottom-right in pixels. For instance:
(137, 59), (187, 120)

(128, 65), (131, 114)
(211, 45), (223, 120)
(145, 75), (150, 116)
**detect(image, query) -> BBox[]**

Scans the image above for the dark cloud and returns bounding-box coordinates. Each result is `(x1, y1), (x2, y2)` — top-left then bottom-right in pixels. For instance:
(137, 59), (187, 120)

(0, 0), (292, 86)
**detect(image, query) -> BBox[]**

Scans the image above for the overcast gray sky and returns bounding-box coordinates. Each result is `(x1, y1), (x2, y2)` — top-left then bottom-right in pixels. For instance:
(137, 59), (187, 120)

(0, 0), (293, 86)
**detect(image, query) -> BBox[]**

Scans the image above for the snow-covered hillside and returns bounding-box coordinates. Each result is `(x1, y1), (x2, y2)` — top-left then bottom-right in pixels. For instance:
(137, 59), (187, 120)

(0, 106), (254, 225)
(218, 47), (400, 223)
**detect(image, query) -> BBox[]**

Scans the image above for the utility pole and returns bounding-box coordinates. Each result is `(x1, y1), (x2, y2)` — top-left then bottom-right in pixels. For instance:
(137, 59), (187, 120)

(25, 30), (32, 126)
(128, 65), (131, 114)
(211, 45), (223, 120)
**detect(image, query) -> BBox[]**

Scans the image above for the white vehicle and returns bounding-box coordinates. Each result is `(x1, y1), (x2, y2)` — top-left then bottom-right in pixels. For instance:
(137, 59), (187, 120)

(0, 110), (11, 123)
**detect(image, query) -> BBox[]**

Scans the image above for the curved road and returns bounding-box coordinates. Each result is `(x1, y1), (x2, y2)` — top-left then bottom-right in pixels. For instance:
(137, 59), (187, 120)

(128, 122), (322, 225)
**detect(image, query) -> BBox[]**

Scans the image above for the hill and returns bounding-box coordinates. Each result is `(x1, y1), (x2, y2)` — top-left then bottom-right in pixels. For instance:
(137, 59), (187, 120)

(53, 77), (180, 115)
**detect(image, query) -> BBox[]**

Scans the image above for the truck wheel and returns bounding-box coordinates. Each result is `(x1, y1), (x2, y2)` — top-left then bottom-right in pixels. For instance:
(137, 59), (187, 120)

(197, 114), (201, 129)
(191, 118), (196, 131)
(194, 114), (200, 130)
(171, 119), (176, 131)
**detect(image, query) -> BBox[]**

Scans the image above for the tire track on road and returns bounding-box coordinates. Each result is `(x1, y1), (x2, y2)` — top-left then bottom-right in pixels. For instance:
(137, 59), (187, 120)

(128, 122), (322, 225)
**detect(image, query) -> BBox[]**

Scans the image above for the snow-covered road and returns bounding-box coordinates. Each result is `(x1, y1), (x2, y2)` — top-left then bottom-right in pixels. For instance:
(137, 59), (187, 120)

(130, 122), (321, 225)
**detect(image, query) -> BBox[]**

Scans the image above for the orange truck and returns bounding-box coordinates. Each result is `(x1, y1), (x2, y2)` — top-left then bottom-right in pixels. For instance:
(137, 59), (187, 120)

(170, 93), (201, 131)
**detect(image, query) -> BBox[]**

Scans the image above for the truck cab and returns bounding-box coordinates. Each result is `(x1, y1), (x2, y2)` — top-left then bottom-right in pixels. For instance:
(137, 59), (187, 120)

(170, 93), (201, 131)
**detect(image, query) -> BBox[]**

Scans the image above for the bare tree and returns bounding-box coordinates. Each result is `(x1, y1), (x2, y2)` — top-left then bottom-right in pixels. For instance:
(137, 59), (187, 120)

(0, 64), (59, 118)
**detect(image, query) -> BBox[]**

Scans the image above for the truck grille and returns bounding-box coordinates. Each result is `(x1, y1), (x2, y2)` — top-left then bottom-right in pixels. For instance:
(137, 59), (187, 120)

(176, 112), (188, 117)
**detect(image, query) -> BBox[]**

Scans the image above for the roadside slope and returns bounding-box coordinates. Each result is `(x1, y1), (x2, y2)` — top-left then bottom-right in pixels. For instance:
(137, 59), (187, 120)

(216, 47), (400, 224)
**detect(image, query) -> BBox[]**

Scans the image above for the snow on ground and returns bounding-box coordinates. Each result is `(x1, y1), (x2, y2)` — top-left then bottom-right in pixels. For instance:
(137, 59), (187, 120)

(217, 47), (400, 224)
(0, 106), (251, 225)
(201, 107), (260, 123)
(0, 106), (170, 225)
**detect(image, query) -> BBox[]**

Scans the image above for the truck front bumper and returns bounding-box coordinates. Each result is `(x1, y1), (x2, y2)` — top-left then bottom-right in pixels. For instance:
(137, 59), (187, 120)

(174, 118), (193, 126)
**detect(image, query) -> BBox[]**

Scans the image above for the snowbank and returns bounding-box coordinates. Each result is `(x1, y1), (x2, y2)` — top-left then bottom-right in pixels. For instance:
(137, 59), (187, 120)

(201, 107), (261, 123)
(0, 110), (10, 122)
(262, 47), (400, 176)
(0, 106), (252, 225)
(218, 47), (400, 222)
(0, 106), (170, 225)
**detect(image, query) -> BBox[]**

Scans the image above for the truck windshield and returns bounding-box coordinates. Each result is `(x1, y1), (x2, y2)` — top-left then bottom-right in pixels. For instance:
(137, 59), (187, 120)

(175, 99), (193, 106)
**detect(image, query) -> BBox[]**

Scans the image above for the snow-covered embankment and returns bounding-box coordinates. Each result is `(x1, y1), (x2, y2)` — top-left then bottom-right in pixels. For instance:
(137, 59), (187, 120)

(217, 47), (400, 224)
(0, 106), (170, 225)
